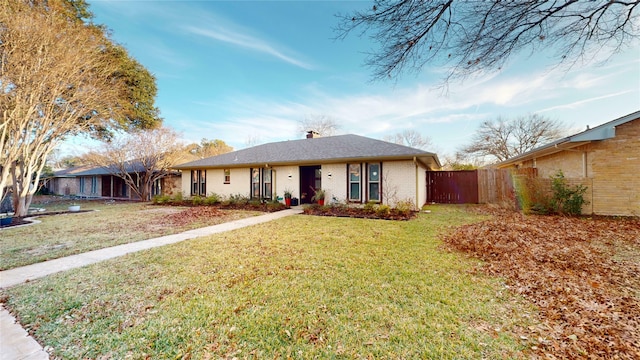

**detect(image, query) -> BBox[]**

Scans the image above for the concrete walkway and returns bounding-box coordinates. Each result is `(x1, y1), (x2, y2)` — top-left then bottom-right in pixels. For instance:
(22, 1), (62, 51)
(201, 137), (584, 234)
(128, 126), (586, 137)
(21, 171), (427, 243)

(0, 208), (302, 360)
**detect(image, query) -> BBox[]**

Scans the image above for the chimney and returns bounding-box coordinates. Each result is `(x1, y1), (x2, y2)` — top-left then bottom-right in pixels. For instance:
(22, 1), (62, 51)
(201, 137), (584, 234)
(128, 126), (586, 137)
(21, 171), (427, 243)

(306, 130), (320, 139)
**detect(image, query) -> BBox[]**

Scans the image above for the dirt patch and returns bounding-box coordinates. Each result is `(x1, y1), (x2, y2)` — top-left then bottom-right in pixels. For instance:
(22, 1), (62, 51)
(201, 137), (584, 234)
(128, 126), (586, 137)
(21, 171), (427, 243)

(443, 207), (640, 359)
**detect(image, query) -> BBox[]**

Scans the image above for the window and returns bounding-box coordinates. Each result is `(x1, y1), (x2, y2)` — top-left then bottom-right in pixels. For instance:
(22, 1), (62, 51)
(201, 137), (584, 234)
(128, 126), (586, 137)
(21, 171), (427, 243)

(79, 177), (85, 194)
(250, 168), (273, 200)
(368, 163), (381, 202)
(224, 169), (231, 184)
(191, 170), (206, 196)
(348, 164), (361, 201)
(263, 168), (272, 200)
(91, 176), (98, 194)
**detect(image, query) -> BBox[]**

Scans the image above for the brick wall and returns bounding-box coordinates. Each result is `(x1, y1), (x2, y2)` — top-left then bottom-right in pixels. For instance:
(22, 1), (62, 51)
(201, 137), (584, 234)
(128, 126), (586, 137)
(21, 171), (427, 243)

(589, 120), (640, 216)
(518, 119), (639, 216)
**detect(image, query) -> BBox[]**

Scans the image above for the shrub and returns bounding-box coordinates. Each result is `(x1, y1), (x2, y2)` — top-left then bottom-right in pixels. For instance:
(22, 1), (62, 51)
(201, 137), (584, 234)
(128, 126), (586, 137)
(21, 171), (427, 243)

(363, 201), (377, 213)
(228, 193), (249, 205)
(549, 170), (588, 216)
(192, 195), (203, 206)
(204, 193), (221, 205)
(376, 204), (391, 217)
(394, 199), (416, 216)
(152, 194), (171, 204)
(171, 192), (183, 203)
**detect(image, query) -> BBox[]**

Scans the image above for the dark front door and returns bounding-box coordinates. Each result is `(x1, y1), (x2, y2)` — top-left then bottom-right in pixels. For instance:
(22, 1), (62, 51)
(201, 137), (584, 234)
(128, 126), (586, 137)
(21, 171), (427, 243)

(299, 165), (321, 204)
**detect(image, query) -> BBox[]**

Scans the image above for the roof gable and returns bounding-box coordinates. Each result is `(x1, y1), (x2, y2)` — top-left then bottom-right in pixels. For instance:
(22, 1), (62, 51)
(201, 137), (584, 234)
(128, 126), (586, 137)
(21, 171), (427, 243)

(174, 134), (440, 169)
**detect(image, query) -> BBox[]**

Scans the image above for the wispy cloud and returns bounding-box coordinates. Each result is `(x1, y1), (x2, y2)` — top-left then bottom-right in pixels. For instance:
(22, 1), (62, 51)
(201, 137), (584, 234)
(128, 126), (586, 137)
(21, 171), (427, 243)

(185, 26), (314, 70)
(536, 90), (635, 113)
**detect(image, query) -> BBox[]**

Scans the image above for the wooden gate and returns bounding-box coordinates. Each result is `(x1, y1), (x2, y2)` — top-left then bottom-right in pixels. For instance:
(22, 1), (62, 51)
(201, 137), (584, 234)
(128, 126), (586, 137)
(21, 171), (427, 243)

(426, 170), (479, 204)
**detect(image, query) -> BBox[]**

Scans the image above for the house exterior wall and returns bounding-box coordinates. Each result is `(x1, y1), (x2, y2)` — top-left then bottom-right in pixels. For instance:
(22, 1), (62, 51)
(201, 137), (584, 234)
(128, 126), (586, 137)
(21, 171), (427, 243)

(589, 120), (639, 216)
(180, 160), (427, 207)
(509, 119), (639, 216)
(383, 160), (421, 207)
(274, 165), (300, 200)
(321, 163), (347, 202)
(76, 176), (101, 197)
(50, 178), (78, 195)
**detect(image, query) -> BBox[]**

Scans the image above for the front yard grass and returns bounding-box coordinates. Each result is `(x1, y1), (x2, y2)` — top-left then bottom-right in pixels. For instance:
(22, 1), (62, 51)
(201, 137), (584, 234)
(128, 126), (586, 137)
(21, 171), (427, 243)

(1, 205), (536, 359)
(0, 200), (261, 270)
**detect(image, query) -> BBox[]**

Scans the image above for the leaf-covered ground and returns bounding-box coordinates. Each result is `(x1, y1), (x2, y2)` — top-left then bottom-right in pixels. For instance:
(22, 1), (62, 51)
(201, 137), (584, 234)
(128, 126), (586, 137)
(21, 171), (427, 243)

(443, 207), (640, 359)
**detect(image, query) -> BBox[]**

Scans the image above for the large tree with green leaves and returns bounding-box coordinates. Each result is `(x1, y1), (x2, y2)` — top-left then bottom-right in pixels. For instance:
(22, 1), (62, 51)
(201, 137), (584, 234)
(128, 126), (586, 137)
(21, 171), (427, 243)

(1, 0), (161, 216)
(336, 1), (640, 82)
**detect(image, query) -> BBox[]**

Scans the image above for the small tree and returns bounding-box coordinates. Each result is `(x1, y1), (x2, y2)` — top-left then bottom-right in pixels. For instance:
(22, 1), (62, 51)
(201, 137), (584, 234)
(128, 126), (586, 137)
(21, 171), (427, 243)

(85, 128), (183, 201)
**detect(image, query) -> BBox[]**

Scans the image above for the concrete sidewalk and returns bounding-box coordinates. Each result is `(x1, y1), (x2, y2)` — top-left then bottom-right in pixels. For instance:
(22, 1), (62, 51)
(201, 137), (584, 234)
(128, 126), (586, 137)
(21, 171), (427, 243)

(0, 208), (302, 360)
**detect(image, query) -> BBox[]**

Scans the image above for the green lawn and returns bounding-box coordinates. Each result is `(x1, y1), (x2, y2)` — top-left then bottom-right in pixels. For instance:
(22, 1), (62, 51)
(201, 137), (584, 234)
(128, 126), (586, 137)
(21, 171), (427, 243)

(0, 200), (261, 270)
(2, 205), (536, 359)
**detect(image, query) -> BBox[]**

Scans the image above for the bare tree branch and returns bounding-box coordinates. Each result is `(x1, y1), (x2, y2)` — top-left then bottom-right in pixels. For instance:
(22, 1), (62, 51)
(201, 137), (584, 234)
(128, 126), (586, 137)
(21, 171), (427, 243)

(460, 114), (566, 163)
(297, 114), (340, 137)
(336, 1), (640, 82)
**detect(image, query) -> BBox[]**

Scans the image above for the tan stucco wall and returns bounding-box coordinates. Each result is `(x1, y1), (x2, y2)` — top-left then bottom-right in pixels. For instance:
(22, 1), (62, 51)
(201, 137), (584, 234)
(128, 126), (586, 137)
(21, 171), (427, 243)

(514, 119), (639, 216)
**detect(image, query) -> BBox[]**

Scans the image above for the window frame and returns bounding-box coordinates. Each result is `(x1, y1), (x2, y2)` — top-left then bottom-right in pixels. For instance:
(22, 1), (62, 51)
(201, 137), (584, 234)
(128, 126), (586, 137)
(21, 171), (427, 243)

(347, 163), (361, 202)
(191, 170), (206, 196)
(224, 169), (231, 184)
(367, 163), (381, 203)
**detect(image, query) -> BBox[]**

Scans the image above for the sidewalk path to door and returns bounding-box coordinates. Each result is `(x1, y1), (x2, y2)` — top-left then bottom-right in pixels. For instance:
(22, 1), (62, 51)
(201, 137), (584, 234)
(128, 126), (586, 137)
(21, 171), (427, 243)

(0, 208), (303, 360)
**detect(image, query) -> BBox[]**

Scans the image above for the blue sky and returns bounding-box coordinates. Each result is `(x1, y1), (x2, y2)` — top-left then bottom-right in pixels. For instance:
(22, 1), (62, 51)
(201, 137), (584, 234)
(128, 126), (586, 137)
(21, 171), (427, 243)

(65, 0), (640, 159)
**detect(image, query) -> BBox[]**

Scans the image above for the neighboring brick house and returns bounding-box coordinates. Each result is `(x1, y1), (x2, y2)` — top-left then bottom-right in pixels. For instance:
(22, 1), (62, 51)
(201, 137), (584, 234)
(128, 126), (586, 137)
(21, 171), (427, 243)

(173, 133), (441, 209)
(497, 110), (640, 216)
(46, 165), (181, 200)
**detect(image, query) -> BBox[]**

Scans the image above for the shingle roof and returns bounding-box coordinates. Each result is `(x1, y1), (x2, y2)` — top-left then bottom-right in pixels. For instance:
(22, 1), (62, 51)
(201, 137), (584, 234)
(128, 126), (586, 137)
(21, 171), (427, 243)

(174, 134), (440, 169)
(497, 109), (640, 167)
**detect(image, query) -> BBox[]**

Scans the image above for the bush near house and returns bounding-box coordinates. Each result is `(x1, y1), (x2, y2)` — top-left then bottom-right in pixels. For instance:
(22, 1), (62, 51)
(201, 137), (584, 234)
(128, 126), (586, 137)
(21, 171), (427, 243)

(152, 193), (287, 212)
(514, 170), (588, 215)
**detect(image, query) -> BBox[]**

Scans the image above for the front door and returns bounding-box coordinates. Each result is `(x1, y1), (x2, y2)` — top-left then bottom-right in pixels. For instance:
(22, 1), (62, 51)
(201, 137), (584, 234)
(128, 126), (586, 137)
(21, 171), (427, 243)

(299, 165), (321, 204)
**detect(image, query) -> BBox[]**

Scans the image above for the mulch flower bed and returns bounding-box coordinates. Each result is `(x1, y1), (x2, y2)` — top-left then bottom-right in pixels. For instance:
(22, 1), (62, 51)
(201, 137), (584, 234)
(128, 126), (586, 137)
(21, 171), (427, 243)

(302, 204), (416, 220)
(443, 207), (640, 359)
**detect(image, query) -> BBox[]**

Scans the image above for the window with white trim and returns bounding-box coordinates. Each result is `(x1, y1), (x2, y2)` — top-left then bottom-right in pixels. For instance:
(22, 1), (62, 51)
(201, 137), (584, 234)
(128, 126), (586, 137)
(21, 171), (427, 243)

(348, 163), (361, 201)
(191, 170), (206, 196)
(368, 163), (380, 202)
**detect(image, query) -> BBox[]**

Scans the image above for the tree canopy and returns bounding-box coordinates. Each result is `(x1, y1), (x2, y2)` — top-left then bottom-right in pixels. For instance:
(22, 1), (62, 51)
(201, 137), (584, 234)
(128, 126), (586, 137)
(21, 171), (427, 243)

(336, 1), (640, 82)
(1, 0), (161, 216)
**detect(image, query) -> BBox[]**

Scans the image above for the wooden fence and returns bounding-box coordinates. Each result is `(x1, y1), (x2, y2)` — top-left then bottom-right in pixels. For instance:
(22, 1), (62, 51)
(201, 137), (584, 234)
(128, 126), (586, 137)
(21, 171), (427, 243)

(427, 168), (538, 206)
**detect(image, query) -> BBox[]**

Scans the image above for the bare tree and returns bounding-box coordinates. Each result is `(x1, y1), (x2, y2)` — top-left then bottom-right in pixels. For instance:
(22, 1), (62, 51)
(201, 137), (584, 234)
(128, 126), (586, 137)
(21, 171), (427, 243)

(383, 129), (432, 149)
(298, 114), (340, 137)
(336, 1), (640, 82)
(85, 128), (183, 201)
(244, 134), (262, 148)
(1, 1), (160, 216)
(460, 114), (567, 163)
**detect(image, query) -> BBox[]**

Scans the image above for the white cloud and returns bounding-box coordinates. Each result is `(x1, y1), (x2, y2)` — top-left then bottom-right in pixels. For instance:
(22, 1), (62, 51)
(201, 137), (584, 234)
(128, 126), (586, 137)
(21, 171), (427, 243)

(185, 25), (314, 70)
